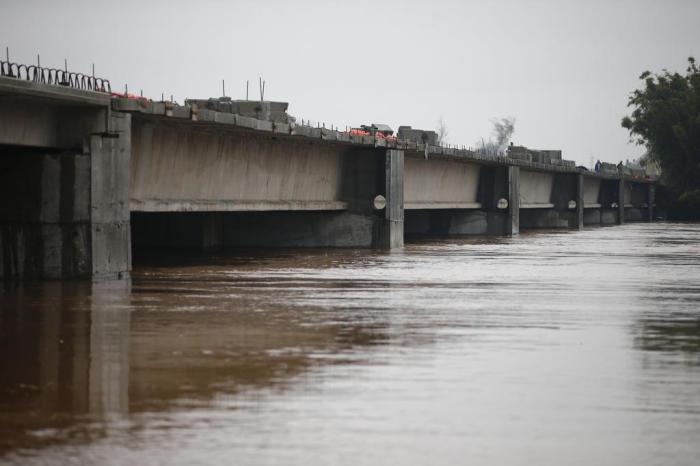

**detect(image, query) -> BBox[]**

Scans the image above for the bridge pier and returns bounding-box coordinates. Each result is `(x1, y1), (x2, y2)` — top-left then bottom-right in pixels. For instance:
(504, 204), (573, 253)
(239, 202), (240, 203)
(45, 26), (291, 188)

(648, 184), (655, 222)
(378, 149), (404, 248)
(0, 110), (131, 281)
(618, 179), (625, 225)
(507, 166), (520, 235)
(575, 173), (584, 229)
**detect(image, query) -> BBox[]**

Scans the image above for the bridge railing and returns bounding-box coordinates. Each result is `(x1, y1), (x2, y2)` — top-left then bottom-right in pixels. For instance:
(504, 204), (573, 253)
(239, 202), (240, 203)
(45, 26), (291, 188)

(0, 59), (111, 93)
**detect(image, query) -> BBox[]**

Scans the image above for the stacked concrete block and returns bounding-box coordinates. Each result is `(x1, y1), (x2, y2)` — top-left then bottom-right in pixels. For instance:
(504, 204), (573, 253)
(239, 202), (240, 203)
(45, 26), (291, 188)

(397, 126), (438, 146)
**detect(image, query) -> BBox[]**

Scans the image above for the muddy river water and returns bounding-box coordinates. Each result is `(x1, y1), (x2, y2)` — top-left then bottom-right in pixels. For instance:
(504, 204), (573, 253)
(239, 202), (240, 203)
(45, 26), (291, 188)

(1, 223), (699, 465)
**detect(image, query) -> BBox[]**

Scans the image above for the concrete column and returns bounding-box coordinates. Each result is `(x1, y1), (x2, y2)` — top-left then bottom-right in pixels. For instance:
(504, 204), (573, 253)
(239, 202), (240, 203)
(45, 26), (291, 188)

(507, 166), (520, 235)
(0, 97), (129, 281)
(381, 149), (404, 248)
(88, 111), (132, 281)
(617, 178), (625, 225)
(575, 173), (584, 230)
(648, 184), (655, 222)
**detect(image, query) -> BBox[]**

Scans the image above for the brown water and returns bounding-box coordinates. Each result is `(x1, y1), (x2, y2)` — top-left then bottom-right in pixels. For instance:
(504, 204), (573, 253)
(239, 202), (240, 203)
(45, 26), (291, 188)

(1, 223), (699, 465)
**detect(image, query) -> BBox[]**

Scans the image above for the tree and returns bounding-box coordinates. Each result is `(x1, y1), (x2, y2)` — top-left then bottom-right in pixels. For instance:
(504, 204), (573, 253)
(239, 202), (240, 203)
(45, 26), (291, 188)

(621, 57), (700, 217)
(476, 116), (516, 155)
(437, 117), (449, 145)
(491, 117), (516, 152)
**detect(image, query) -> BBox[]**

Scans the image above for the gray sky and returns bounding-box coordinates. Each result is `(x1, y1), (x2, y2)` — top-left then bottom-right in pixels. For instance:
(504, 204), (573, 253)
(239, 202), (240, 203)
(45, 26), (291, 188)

(3, 0), (699, 165)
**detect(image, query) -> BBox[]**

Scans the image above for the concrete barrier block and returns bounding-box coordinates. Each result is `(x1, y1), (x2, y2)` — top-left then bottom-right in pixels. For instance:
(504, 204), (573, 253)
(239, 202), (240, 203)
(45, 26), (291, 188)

(170, 105), (191, 119)
(111, 98), (145, 112)
(255, 120), (274, 132)
(236, 115), (257, 129)
(197, 109), (215, 122)
(321, 129), (338, 141)
(149, 102), (166, 115)
(273, 123), (290, 134)
(214, 112), (236, 125)
(292, 126), (313, 137)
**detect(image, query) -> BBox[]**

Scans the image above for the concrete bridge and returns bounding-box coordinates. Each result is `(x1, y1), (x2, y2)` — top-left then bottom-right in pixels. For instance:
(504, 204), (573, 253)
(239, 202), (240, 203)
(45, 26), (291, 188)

(0, 76), (661, 281)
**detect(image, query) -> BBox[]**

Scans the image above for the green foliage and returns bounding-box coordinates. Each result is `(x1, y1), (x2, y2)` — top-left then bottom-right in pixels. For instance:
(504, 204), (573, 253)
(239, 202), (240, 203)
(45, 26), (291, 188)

(622, 57), (700, 218)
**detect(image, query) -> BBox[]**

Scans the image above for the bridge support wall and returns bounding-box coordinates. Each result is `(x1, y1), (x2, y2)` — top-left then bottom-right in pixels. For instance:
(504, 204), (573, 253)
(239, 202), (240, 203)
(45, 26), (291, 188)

(404, 164), (512, 238)
(131, 147), (403, 252)
(520, 172), (578, 230)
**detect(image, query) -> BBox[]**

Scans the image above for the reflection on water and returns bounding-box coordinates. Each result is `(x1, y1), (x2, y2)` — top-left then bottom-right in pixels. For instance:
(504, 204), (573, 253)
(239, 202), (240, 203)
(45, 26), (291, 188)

(0, 282), (130, 453)
(1, 223), (699, 465)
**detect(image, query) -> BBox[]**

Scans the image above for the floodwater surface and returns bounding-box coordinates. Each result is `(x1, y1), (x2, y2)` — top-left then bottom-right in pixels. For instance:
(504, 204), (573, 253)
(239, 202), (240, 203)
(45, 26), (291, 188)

(1, 223), (699, 465)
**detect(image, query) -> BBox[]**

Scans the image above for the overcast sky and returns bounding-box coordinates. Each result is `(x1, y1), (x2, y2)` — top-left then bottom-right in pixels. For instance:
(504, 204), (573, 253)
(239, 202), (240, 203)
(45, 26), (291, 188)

(3, 0), (698, 165)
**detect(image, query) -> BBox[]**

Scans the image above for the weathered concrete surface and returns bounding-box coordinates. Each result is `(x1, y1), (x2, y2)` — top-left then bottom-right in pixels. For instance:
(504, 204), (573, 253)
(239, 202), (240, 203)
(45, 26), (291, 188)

(0, 93), (131, 280)
(583, 177), (601, 208)
(507, 166), (520, 235)
(599, 179), (619, 209)
(132, 211), (378, 249)
(0, 152), (91, 279)
(583, 208), (601, 225)
(601, 209), (619, 225)
(131, 119), (346, 212)
(625, 208), (645, 222)
(131, 146), (398, 251)
(519, 170), (553, 208)
(618, 180), (625, 225)
(89, 111), (132, 280)
(225, 212), (377, 248)
(380, 149), (405, 248)
(628, 182), (648, 207)
(521, 210), (575, 229)
(404, 156), (480, 209)
(574, 173), (584, 229)
(405, 210), (507, 237)
(0, 97), (108, 150)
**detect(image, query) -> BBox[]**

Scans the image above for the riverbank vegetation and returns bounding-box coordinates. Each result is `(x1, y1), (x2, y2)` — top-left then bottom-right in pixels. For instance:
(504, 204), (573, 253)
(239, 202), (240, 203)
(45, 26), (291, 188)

(622, 57), (700, 219)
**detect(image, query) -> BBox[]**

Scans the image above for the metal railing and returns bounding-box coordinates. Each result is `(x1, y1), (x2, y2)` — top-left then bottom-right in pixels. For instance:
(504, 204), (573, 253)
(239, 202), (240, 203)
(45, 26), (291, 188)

(0, 59), (111, 93)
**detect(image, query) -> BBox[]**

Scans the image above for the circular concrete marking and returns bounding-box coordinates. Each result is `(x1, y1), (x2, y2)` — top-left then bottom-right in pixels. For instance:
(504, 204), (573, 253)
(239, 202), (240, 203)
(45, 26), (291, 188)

(373, 195), (387, 210)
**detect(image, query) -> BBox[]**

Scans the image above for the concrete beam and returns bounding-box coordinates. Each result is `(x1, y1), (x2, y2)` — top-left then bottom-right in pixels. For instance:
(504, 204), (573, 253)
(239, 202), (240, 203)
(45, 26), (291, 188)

(404, 202), (482, 210)
(130, 199), (349, 212)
